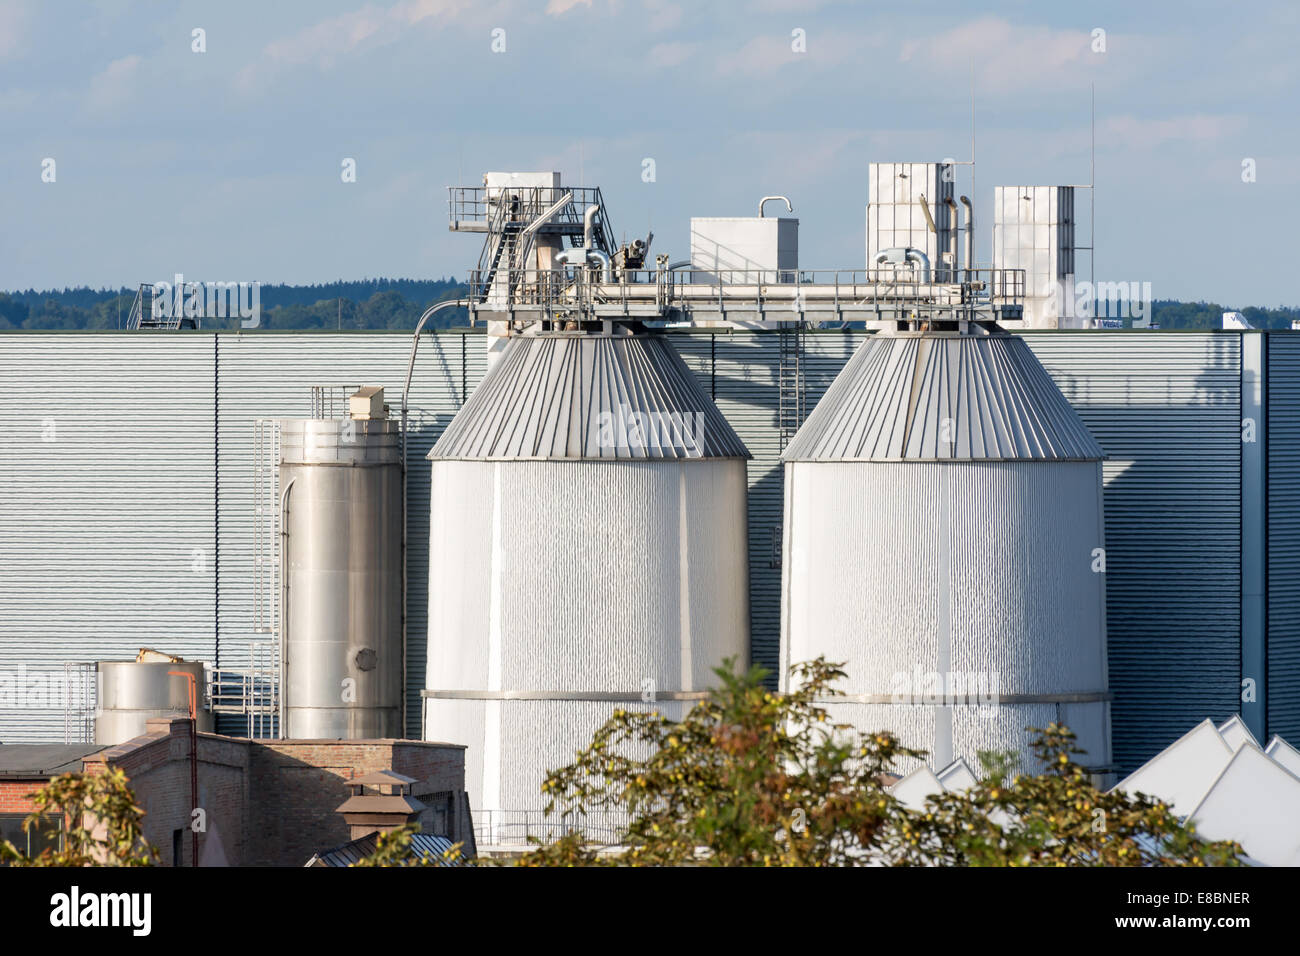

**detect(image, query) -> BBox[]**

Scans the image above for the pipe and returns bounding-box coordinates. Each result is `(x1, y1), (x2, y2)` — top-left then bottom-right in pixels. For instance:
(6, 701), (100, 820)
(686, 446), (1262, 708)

(556, 248), (613, 282)
(875, 247), (931, 283)
(959, 196), (974, 281)
(167, 669), (199, 865)
(586, 249), (612, 282)
(944, 197), (959, 281)
(521, 191), (572, 241)
(515, 191), (574, 274)
(758, 195), (793, 217)
(278, 477), (296, 739)
(918, 194), (937, 234)
(399, 297), (466, 739)
(583, 203), (600, 250)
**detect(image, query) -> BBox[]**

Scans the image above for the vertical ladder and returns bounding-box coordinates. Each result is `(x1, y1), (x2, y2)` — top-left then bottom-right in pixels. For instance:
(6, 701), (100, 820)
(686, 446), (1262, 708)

(63, 662), (96, 744)
(777, 321), (806, 449)
(251, 419), (282, 737)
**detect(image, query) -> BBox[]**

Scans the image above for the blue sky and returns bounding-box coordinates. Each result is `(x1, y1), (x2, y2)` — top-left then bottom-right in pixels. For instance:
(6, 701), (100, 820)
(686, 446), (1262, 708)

(1, 0), (1296, 304)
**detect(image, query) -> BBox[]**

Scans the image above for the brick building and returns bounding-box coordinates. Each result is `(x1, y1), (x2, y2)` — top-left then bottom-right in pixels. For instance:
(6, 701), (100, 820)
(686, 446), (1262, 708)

(0, 719), (471, 866)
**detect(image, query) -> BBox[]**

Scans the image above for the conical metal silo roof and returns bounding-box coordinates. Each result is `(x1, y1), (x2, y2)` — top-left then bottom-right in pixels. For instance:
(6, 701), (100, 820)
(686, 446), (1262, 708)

(429, 334), (750, 460)
(782, 332), (1103, 462)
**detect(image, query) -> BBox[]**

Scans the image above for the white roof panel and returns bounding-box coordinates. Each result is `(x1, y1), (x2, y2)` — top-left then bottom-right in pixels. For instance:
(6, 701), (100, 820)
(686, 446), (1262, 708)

(1187, 744), (1300, 867)
(1216, 715), (1259, 752)
(1265, 736), (1300, 778)
(1112, 719), (1235, 817)
(889, 765), (944, 811)
(937, 758), (978, 793)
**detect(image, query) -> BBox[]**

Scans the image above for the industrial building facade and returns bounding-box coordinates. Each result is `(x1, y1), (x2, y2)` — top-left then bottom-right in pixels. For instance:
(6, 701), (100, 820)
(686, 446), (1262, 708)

(1, 327), (1295, 775)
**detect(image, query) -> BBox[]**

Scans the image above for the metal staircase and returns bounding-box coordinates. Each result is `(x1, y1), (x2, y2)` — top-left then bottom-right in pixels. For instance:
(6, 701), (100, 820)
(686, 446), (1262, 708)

(126, 282), (198, 330)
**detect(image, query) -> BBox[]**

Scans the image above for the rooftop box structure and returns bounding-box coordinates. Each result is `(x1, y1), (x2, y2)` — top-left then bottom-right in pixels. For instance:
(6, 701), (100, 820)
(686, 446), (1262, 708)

(867, 162), (956, 278)
(690, 215), (798, 283)
(992, 186), (1076, 329)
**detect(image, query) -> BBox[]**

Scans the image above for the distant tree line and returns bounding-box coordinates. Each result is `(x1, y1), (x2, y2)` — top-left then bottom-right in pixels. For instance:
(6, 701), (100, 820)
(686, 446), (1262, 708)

(0, 278), (471, 331)
(1147, 299), (1300, 330)
(2, 283), (1299, 332)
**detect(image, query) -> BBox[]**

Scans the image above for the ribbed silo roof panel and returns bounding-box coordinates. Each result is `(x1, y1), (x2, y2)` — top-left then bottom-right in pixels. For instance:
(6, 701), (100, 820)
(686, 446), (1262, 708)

(428, 334), (751, 460)
(782, 333), (1104, 461)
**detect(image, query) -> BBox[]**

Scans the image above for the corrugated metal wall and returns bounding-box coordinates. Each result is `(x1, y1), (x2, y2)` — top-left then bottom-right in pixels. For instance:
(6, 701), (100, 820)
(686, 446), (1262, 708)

(1268, 336), (1300, 741)
(1023, 332), (1243, 773)
(0, 328), (1288, 772)
(215, 331), (481, 738)
(0, 335), (217, 743)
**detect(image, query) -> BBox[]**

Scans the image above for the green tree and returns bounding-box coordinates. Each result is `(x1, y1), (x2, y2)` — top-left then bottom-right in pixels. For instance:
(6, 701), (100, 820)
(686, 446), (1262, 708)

(0, 767), (158, 867)
(515, 658), (1243, 867)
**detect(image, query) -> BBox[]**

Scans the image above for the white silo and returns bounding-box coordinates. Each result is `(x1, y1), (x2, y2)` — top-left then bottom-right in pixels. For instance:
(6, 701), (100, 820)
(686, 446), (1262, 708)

(423, 331), (751, 830)
(780, 329), (1111, 774)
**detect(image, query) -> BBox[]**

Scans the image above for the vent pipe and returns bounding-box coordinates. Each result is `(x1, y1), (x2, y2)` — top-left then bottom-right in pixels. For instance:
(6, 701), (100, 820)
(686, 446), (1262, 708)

(944, 197), (960, 281)
(959, 196), (974, 281)
(758, 195), (793, 217)
(583, 203), (600, 250)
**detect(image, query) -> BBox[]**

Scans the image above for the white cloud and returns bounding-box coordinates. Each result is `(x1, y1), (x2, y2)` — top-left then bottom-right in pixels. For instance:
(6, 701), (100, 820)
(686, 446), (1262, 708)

(647, 41), (696, 69)
(899, 17), (1123, 94)
(0, 0), (28, 59)
(546, 0), (601, 14)
(715, 30), (871, 76)
(1102, 113), (1248, 152)
(642, 0), (682, 31)
(236, 0), (474, 91)
(87, 54), (142, 111)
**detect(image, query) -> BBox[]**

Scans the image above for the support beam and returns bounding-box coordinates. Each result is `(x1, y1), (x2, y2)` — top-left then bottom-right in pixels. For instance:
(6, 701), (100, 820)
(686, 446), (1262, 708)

(1241, 331), (1267, 741)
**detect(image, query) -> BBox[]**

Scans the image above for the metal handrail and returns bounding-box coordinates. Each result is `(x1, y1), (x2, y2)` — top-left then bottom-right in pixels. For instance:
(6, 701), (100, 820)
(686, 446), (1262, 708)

(472, 808), (633, 846)
(461, 266), (1027, 315)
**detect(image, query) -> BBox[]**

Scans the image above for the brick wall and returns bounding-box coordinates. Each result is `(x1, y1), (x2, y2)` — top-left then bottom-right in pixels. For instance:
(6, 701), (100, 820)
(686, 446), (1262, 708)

(83, 717), (250, 867)
(0, 779), (44, 815)
(245, 739), (467, 866)
(4, 722), (469, 866)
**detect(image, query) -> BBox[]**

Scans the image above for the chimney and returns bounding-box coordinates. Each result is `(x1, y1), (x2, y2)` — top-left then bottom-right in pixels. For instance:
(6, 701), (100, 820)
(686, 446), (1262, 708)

(335, 770), (427, 840)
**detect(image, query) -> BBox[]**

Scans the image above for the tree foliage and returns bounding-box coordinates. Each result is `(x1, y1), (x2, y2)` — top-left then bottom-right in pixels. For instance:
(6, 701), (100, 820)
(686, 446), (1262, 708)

(0, 767), (158, 867)
(513, 658), (1243, 867)
(0, 280), (470, 330)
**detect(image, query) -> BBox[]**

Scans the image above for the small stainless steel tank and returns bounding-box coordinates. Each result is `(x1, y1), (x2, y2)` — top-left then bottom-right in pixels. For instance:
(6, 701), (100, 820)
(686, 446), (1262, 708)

(95, 660), (212, 744)
(280, 415), (402, 739)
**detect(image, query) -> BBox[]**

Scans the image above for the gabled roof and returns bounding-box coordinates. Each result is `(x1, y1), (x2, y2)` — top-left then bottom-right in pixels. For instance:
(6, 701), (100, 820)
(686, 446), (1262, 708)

(782, 332), (1104, 462)
(428, 334), (750, 461)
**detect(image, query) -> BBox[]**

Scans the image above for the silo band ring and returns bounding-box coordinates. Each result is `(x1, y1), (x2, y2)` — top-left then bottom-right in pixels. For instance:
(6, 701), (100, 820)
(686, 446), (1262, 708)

(818, 692), (1113, 705)
(421, 690), (712, 701)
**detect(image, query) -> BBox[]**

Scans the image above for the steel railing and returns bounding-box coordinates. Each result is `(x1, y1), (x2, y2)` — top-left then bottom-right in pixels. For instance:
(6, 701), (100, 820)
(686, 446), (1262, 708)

(463, 266), (1027, 317)
(472, 809), (632, 847)
(449, 185), (616, 253)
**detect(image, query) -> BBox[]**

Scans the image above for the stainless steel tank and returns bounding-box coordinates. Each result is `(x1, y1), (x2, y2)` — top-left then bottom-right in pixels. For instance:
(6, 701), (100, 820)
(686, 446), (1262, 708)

(95, 660), (212, 744)
(280, 416), (403, 739)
